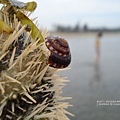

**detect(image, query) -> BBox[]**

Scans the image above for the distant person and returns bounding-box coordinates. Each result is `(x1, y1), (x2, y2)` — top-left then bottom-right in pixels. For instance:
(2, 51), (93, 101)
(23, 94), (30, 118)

(94, 31), (102, 64)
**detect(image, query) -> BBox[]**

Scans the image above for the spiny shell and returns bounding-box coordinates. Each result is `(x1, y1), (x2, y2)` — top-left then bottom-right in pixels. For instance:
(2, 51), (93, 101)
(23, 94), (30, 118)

(0, 2), (73, 120)
(45, 36), (71, 68)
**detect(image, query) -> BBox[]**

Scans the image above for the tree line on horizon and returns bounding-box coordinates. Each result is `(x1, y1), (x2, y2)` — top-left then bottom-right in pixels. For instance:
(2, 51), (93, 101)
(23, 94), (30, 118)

(54, 23), (120, 32)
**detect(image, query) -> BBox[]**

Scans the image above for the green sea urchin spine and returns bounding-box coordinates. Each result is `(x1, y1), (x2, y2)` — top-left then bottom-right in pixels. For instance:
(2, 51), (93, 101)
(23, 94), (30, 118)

(0, 0), (73, 120)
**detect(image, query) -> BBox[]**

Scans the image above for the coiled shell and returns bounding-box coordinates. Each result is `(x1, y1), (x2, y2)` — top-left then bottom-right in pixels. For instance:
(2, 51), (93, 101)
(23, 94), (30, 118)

(45, 36), (71, 68)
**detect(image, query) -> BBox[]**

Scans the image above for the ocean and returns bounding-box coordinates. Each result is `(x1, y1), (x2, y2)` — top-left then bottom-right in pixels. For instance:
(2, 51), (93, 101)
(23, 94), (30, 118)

(57, 32), (120, 120)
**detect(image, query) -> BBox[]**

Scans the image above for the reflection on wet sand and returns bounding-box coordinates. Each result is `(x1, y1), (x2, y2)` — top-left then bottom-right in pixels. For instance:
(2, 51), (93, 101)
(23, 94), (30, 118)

(89, 63), (102, 85)
(59, 33), (120, 120)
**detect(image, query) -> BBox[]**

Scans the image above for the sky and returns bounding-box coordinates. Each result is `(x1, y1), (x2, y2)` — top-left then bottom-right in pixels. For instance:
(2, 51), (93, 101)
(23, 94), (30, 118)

(2, 0), (120, 30)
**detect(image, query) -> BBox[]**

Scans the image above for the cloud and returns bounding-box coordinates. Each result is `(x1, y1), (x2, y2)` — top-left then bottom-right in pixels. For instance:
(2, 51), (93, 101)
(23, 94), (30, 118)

(16, 0), (120, 29)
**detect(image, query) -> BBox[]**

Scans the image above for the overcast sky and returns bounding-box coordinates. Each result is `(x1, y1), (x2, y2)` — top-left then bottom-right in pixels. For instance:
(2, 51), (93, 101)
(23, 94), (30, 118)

(8, 0), (120, 30)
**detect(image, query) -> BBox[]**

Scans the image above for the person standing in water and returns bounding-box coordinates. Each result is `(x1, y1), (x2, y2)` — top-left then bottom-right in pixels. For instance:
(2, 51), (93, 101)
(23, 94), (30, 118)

(94, 31), (102, 64)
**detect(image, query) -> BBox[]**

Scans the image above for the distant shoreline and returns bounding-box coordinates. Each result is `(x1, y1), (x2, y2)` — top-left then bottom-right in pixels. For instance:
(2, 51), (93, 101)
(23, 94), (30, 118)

(50, 31), (120, 38)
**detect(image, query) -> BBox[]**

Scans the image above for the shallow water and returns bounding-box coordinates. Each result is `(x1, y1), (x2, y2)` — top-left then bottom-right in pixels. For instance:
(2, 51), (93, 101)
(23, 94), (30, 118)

(59, 32), (120, 120)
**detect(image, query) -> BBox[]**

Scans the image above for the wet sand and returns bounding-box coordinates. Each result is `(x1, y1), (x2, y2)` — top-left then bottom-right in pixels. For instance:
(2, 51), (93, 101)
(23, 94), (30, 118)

(56, 32), (120, 120)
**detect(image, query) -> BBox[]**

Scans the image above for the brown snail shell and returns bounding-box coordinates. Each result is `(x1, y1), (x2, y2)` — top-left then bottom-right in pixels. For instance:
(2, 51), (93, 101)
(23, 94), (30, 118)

(45, 36), (71, 68)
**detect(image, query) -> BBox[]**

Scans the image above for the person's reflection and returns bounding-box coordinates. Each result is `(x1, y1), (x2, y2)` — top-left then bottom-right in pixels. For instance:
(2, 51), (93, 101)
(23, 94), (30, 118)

(94, 64), (101, 81)
(89, 64), (101, 85)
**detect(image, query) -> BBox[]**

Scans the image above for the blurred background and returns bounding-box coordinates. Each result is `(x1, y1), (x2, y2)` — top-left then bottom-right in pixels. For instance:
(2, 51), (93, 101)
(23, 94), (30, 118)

(21, 0), (120, 119)
(21, 0), (120, 32)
